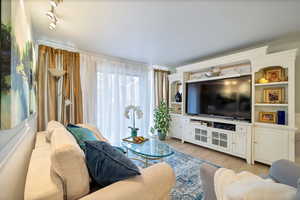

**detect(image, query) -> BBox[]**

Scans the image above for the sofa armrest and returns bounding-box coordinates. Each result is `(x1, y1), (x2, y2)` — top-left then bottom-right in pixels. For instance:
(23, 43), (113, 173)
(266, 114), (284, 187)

(80, 162), (175, 200)
(269, 159), (300, 188)
(200, 163), (218, 200)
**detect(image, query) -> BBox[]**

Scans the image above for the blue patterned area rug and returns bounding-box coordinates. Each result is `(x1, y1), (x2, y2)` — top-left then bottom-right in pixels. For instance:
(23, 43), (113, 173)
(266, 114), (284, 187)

(130, 149), (220, 200)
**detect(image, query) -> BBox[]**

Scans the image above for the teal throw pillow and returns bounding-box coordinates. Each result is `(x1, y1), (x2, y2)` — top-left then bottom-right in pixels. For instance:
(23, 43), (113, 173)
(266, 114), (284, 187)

(66, 124), (98, 151)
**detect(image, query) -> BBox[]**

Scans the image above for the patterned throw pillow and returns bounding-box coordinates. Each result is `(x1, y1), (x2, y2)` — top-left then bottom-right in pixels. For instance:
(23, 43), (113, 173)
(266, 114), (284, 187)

(85, 141), (141, 188)
(66, 124), (98, 151)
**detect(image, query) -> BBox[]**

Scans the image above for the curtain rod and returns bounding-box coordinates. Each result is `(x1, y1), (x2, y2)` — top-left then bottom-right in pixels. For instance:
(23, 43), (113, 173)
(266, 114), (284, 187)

(153, 69), (170, 73)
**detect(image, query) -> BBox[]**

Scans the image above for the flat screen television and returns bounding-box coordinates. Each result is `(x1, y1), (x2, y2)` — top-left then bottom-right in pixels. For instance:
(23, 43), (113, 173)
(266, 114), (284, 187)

(186, 75), (251, 121)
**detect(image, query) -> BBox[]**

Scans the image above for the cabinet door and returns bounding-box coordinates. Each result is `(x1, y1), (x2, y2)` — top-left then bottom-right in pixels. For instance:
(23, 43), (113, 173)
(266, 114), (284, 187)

(170, 116), (187, 139)
(254, 127), (289, 164)
(169, 116), (180, 139)
(184, 124), (194, 142)
(194, 126), (210, 146)
(232, 126), (247, 157)
(210, 131), (230, 152)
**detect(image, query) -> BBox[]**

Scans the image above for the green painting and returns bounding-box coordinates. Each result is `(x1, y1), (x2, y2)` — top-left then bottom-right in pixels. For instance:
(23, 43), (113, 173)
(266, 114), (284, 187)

(0, 0), (36, 130)
(0, 0), (12, 129)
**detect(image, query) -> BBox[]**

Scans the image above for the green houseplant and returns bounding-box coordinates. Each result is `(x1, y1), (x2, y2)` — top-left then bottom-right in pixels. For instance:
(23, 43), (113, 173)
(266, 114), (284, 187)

(153, 101), (171, 140)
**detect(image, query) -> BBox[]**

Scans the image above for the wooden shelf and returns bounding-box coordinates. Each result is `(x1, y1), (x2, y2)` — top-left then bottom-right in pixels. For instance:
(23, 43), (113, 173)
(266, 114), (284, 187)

(254, 122), (290, 129)
(170, 102), (182, 105)
(255, 103), (288, 107)
(186, 73), (251, 83)
(254, 81), (288, 87)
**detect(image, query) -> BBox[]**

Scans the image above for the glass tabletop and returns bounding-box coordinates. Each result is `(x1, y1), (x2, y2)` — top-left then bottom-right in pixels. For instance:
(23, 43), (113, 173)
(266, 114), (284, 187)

(121, 138), (174, 158)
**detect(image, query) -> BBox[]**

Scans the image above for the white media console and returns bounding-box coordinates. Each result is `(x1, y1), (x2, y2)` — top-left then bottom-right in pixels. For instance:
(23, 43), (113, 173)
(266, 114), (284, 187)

(168, 46), (298, 165)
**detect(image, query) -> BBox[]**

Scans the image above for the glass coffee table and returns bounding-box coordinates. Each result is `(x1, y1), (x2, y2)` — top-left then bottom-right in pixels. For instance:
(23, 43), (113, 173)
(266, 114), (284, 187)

(121, 138), (174, 167)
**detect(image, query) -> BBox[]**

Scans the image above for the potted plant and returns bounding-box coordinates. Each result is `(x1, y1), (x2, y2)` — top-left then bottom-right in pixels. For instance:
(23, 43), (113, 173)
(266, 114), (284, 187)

(153, 101), (171, 140)
(124, 105), (143, 137)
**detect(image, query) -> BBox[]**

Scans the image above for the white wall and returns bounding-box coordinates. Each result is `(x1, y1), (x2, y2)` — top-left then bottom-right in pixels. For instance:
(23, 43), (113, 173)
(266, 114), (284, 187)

(0, 115), (36, 200)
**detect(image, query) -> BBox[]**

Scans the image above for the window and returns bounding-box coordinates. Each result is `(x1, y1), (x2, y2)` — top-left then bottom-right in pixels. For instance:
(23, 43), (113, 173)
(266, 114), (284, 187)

(95, 67), (150, 145)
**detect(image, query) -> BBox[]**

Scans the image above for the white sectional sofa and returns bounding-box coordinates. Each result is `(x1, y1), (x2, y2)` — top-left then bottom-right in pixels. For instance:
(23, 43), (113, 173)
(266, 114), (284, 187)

(24, 123), (175, 200)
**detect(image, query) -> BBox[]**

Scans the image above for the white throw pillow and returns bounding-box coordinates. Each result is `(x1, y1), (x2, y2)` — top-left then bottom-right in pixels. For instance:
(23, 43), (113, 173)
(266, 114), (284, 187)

(224, 179), (296, 200)
(46, 121), (65, 142)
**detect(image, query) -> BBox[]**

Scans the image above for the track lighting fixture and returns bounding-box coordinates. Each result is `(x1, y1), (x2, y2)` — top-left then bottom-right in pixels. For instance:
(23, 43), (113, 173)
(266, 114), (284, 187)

(46, 0), (63, 30)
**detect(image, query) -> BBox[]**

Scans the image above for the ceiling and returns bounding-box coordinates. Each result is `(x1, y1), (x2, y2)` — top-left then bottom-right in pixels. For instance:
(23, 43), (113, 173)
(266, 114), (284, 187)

(28, 0), (300, 66)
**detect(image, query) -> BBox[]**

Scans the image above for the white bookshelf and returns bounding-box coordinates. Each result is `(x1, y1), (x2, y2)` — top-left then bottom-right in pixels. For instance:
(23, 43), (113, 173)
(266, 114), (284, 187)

(169, 46), (297, 165)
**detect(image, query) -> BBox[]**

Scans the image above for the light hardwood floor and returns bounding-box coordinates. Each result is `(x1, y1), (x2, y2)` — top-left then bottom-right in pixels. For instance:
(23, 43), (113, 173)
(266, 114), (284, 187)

(165, 138), (270, 175)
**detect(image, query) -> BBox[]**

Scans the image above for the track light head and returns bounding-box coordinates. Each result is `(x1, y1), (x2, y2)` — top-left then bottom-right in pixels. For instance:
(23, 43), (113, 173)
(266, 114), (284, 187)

(50, 0), (58, 7)
(46, 10), (55, 21)
(49, 22), (56, 30)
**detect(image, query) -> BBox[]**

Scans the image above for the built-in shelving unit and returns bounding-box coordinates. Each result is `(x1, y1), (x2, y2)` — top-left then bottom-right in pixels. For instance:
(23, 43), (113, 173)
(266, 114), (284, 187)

(254, 66), (289, 126)
(168, 46), (297, 165)
(251, 49), (297, 165)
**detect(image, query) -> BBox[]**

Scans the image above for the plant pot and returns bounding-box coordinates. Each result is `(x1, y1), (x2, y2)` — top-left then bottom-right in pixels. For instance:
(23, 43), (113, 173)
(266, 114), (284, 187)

(130, 127), (139, 137)
(158, 130), (166, 140)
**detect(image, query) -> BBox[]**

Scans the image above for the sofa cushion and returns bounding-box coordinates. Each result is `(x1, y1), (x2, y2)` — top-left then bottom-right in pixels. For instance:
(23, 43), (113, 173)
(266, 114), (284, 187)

(66, 124), (98, 151)
(24, 148), (63, 200)
(269, 159), (300, 188)
(76, 123), (109, 143)
(50, 127), (90, 200)
(85, 141), (141, 188)
(46, 121), (65, 142)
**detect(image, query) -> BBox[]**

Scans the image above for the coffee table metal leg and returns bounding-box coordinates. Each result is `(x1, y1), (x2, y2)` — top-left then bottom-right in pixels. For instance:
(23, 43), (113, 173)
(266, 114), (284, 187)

(124, 149), (166, 167)
(145, 158), (149, 167)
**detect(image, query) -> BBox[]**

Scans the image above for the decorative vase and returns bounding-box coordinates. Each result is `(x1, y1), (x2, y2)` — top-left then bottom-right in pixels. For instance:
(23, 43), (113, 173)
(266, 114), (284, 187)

(130, 127), (139, 137)
(175, 92), (182, 102)
(158, 130), (166, 140)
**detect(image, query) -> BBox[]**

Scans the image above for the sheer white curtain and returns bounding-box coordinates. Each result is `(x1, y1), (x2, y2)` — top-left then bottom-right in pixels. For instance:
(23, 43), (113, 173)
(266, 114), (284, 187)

(80, 54), (151, 145)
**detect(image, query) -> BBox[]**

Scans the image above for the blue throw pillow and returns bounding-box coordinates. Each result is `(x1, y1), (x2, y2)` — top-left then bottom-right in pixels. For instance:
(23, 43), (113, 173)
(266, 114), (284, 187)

(85, 141), (141, 187)
(66, 124), (98, 151)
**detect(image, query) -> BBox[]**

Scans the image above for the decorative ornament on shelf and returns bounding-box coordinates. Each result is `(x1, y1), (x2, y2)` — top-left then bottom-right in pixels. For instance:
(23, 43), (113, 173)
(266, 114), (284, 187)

(277, 111), (285, 125)
(258, 77), (269, 84)
(175, 91), (182, 102)
(124, 105), (143, 137)
(263, 87), (284, 104)
(264, 66), (285, 82)
(205, 67), (220, 77)
(259, 112), (277, 124)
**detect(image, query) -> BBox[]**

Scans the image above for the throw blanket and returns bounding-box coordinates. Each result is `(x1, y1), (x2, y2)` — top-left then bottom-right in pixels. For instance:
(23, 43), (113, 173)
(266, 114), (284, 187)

(214, 168), (297, 200)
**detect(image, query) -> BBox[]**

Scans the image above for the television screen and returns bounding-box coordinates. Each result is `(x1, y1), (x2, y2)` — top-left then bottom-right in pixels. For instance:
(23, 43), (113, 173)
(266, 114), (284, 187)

(186, 75), (251, 121)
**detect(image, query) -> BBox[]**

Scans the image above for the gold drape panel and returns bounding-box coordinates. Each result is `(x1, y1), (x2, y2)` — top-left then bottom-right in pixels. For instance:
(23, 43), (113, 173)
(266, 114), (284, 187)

(153, 69), (170, 107)
(37, 45), (83, 131)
